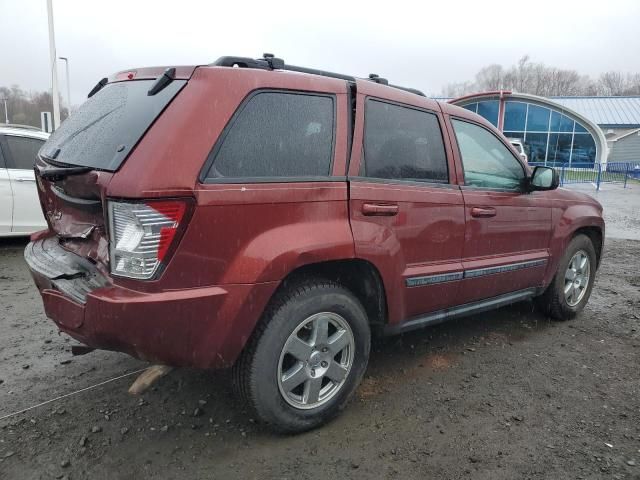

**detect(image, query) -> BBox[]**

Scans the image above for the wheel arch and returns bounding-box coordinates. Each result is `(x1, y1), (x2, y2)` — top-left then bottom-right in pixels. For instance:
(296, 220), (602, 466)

(271, 258), (389, 334)
(571, 225), (604, 268)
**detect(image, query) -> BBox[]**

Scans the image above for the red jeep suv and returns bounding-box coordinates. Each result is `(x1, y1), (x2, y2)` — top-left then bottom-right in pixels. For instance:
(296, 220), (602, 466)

(26, 54), (604, 432)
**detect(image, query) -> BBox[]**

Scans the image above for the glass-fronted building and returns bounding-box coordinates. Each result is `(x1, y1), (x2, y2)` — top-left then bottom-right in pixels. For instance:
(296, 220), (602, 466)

(450, 92), (607, 167)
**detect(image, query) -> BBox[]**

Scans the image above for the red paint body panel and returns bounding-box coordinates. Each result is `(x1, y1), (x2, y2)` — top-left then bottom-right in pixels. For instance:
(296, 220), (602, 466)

(31, 264), (278, 368)
(347, 83), (465, 323)
(26, 65), (605, 369)
(457, 188), (552, 303)
(442, 105), (556, 303)
(544, 188), (605, 284)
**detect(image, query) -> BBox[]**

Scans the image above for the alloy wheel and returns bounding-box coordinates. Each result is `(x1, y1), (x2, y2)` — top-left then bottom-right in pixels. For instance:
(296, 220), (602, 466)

(564, 249), (591, 307)
(277, 312), (355, 410)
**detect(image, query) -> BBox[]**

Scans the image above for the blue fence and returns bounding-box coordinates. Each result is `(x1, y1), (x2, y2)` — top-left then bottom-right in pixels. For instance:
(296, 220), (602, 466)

(529, 162), (639, 191)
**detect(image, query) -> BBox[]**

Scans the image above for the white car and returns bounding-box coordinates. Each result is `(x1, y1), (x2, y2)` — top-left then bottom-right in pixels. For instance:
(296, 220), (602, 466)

(0, 125), (49, 236)
(507, 138), (528, 163)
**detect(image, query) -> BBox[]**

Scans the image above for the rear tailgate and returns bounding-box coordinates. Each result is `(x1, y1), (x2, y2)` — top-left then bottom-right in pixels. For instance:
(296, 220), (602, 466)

(32, 67), (195, 280)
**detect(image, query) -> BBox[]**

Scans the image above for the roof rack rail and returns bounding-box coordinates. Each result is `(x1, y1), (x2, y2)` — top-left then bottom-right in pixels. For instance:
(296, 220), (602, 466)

(211, 54), (426, 97)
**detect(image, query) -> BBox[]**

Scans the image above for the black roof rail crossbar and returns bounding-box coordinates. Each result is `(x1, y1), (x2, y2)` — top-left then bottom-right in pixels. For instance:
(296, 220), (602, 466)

(279, 64), (356, 83)
(210, 54), (426, 97)
(213, 56), (273, 70)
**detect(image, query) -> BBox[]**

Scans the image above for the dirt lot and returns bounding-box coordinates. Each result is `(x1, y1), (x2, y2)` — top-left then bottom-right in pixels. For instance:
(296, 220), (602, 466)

(1, 186), (639, 480)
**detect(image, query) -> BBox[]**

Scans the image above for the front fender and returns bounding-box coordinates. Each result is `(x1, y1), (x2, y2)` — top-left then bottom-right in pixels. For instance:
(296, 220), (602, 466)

(544, 200), (605, 286)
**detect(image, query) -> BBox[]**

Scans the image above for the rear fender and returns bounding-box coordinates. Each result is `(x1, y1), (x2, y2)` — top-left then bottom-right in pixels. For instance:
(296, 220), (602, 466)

(221, 219), (356, 284)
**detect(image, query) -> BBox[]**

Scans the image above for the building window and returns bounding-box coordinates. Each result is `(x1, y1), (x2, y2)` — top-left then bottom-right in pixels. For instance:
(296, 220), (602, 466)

(498, 100), (596, 166)
(476, 100), (499, 127)
(571, 134), (596, 164)
(525, 132), (549, 163)
(504, 102), (527, 131)
(526, 105), (551, 132)
(462, 103), (478, 113)
(547, 133), (573, 163)
(550, 111), (574, 133)
(574, 122), (588, 133)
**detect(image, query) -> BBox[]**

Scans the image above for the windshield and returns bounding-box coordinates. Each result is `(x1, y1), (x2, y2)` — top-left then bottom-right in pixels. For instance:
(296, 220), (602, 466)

(40, 79), (186, 171)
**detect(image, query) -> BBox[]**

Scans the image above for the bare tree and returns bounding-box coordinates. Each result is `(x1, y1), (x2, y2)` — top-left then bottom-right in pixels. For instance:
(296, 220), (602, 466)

(440, 81), (477, 98)
(442, 56), (638, 98)
(0, 85), (68, 127)
(624, 73), (640, 95)
(475, 64), (504, 91)
(598, 71), (627, 95)
(597, 71), (640, 95)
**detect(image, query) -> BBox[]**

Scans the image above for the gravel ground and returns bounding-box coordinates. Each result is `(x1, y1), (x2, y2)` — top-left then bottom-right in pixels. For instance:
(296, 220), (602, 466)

(571, 182), (640, 241)
(1, 185), (639, 480)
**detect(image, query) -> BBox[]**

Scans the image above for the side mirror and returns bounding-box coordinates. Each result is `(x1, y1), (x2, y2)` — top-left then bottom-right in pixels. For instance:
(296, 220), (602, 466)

(528, 166), (559, 191)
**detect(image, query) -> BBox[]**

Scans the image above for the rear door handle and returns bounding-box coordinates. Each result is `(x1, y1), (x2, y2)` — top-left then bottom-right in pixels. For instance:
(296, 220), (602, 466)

(15, 178), (37, 183)
(470, 207), (497, 218)
(362, 203), (399, 216)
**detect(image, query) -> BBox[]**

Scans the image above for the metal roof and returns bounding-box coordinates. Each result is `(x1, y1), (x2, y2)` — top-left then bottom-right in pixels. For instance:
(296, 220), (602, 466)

(550, 96), (640, 128)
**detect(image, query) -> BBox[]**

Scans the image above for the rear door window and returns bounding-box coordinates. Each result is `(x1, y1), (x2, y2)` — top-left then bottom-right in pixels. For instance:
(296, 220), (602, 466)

(41, 79), (185, 171)
(204, 91), (335, 181)
(361, 100), (449, 183)
(3, 135), (45, 169)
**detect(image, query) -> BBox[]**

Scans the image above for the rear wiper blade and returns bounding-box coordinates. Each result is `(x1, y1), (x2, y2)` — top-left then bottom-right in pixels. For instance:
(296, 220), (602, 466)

(39, 165), (93, 181)
(38, 155), (93, 180)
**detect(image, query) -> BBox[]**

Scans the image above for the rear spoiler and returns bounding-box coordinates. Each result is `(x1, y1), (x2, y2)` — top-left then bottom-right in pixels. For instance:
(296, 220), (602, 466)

(88, 65), (198, 98)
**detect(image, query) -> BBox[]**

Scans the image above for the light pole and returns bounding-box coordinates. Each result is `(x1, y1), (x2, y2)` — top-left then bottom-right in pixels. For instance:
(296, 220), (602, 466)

(59, 56), (71, 115)
(46, 0), (61, 129)
(0, 97), (8, 124)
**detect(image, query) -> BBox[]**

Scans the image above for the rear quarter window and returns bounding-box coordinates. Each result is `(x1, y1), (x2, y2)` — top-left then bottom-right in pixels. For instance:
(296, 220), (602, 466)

(204, 91), (335, 181)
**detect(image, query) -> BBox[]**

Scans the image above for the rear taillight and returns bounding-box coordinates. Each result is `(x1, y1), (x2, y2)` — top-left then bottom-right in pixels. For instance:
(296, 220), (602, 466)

(108, 200), (187, 280)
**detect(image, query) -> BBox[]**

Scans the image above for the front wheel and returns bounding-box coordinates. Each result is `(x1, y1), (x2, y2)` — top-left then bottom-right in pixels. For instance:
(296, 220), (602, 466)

(536, 234), (597, 320)
(233, 280), (370, 433)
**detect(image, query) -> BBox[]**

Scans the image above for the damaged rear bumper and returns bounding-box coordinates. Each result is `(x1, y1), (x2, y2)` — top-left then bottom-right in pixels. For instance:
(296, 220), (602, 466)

(25, 237), (278, 368)
(25, 237), (110, 305)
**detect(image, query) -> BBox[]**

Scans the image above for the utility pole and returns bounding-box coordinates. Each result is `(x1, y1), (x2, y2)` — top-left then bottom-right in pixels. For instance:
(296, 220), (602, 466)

(59, 56), (71, 115)
(46, 0), (61, 129)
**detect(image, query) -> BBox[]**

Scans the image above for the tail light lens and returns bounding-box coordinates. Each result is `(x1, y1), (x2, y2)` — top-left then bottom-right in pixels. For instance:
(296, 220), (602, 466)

(108, 200), (188, 280)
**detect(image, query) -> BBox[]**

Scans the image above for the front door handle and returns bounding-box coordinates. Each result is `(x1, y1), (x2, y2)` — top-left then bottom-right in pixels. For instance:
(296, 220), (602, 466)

(471, 207), (497, 218)
(15, 178), (37, 183)
(362, 203), (399, 216)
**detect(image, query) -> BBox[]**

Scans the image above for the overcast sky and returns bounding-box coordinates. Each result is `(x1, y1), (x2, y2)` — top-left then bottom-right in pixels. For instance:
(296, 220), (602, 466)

(2, 0), (640, 107)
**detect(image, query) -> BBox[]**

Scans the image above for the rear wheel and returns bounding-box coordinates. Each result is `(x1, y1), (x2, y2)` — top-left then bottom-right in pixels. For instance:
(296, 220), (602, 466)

(536, 234), (597, 320)
(233, 280), (370, 433)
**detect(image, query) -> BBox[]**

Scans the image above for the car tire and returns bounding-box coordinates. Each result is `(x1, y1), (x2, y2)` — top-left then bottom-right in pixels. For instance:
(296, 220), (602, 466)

(232, 279), (371, 433)
(536, 234), (597, 320)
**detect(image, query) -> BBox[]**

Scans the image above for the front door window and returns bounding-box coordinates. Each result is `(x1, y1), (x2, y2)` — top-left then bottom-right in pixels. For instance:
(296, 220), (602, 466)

(451, 119), (525, 190)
